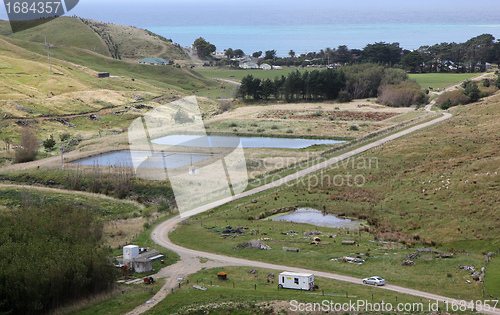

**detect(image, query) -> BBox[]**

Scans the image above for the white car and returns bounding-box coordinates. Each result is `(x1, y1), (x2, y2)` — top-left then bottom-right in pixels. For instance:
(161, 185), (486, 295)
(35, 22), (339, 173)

(362, 276), (386, 286)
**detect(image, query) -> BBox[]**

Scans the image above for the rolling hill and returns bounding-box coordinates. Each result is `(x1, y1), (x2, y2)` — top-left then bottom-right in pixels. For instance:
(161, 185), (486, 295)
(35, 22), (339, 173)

(0, 17), (188, 61)
(0, 20), (218, 143)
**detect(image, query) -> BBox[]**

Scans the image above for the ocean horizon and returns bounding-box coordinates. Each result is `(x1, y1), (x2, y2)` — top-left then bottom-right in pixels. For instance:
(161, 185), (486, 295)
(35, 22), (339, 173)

(147, 23), (500, 57)
(1, 0), (499, 57)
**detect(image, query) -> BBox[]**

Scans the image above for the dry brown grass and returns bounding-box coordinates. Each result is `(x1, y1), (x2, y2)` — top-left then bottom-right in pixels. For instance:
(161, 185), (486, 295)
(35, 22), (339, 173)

(103, 217), (148, 249)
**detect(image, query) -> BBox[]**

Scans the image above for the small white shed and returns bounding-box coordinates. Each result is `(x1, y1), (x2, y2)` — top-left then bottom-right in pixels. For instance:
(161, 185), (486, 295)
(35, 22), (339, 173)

(278, 272), (314, 290)
(123, 245), (139, 261)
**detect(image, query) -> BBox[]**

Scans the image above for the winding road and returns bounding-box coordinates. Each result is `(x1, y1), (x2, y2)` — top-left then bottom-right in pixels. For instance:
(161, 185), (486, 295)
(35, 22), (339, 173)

(128, 82), (500, 314)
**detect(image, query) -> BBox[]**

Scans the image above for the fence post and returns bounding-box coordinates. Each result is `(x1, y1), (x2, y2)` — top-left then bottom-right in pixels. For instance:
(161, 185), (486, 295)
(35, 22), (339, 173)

(255, 284), (257, 290)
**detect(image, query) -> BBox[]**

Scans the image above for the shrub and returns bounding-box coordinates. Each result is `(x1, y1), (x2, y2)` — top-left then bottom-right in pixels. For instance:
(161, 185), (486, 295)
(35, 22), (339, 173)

(60, 133), (71, 142)
(229, 122), (238, 127)
(462, 84), (481, 103)
(479, 85), (499, 98)
(43, 135), (56, 151)
(113, 167), (134, 199)
(312, 110), (323, 117)
(172, 109), (194, 124)
(482, 78), (491, 87)
(219, 100), (232, 113)
(286, 129), (294, 133)
(440, 98), (453, 110)
(377, 82), (427, 107)
(435, 90), (470, 108)
(0, 203), (117, 314)
(15, 127), (39, 163)
(271, 125), (279, 130)
(349, 125), (359, 131)
(495, 74), (500, 88)
(337, 90), (352, 103)
(256, 128), (265, 133)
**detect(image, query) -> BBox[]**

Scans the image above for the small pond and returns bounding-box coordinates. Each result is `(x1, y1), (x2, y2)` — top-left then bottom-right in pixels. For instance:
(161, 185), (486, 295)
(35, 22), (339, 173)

(70, 150), (214, 169)
(152, 135), (345, 149)
(269, 208), (362, 229)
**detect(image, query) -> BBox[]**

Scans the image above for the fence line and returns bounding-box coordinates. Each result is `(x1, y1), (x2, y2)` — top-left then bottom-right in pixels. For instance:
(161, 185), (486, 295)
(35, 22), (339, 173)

(482, 247), (499, 298)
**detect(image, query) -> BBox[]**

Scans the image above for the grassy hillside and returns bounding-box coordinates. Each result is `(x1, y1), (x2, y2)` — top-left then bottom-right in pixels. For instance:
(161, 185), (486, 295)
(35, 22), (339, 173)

(0, 32), (217, 149)
(169, 91), (500, 300)
(80, 18), (188, 61)
(0, 17), (188, 61)
(0, 17), (110, 56)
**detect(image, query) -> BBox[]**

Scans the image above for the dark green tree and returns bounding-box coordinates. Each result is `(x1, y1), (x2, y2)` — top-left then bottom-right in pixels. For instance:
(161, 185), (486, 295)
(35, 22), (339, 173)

(462, 84), (481, 103)
(238, 75), (262, 99)
(264, 50), (277, 60)
(233, 49), (245, 58)
(193, 37), (216, 58)
(224, 48), (235, 58)
(43, 135), (56, 151)
(402, 51), (424, 73)
(334, 45), (352, 64)
(261, 79), (275, 100)
(252, 51), (262, 58)
(362, 42), (402, 65)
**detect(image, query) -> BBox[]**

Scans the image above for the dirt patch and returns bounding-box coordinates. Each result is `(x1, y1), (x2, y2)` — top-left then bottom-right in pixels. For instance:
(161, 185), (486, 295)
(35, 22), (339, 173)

(257, 110), (399, 122)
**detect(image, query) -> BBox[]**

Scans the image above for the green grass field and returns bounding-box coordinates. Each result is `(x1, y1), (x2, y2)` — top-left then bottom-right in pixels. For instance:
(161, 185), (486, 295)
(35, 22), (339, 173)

(69, 280), (164, 315)
(168, 92), (500, 301)
(1, 18), (110, 56)
(485, 255), (500, 298)
(145, 266), (466, 314)
(408, 73), (484, 90)
(0, 187), (141, 218)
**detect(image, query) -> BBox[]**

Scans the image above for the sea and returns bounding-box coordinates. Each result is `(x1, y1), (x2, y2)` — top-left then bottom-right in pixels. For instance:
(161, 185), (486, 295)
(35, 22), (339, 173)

(5, 0), (500, 56)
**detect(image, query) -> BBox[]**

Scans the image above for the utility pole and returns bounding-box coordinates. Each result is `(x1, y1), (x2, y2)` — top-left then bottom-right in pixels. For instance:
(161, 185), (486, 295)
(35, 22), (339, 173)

(45, 34), (52, 72)
(60, 146), (64, 169)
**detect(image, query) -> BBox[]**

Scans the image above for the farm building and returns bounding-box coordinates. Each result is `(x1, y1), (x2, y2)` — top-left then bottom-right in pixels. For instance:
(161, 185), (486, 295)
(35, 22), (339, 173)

(138, 58), (170, 65)
(240, 62), (259, 69)
(121, 246), (165, 273)
(133, 258), (153, 273)
(260, 63), (272, 70)
(123, 245), (139, 261)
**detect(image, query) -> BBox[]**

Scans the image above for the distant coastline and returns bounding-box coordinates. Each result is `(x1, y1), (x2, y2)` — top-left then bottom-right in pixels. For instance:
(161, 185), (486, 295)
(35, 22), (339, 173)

(147, 23), (500, 57)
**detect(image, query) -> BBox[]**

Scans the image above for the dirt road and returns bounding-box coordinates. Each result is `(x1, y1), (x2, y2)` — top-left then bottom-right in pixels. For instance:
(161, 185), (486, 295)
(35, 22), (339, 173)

(122, 108), (500, 315)
(148, 216), (500, 315)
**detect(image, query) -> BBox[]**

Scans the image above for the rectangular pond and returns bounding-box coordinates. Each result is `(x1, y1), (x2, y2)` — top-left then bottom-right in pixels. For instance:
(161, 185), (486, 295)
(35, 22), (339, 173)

(70, 151), (214, 169)
(152, 135), (345, 149)
(269, 208), (362, 229)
